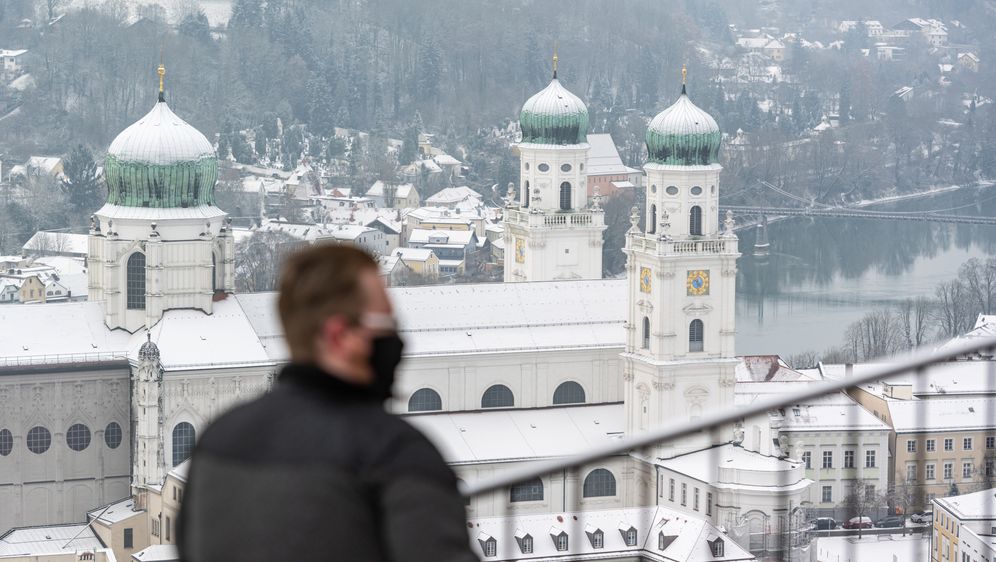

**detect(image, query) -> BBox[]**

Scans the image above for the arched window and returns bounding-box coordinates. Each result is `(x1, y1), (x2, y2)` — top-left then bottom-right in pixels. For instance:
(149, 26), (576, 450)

(649, 204), (657, 234)
(408, 388), (442, 412)
(510, 477), (543, 502)
(689, 206), (703, 236)
(0, 429), (12, 456)
(559, 182), (572, 210)
(481, 384), (514, 408)
(126, 252), (146, 310)
(553, 381), (586, 405)
(27, 426), (51, 454)
(523, 181), (530, 208)
(689, 319), (704, 352)
(172, 422), (196, 467)
(583, 468), (617, 497)
(642, 317), (651, 349)
(66, 423), (92, 452)
(104, 422), (123, 449)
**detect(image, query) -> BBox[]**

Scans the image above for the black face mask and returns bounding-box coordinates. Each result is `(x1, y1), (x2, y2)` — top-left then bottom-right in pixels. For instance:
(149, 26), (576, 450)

(368, 333), (404, 400)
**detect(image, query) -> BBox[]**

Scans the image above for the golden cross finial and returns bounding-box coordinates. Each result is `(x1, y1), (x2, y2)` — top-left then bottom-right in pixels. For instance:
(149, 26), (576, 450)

(157, 64), (165, 93)
(552, 42), (559, 78)
(682, 64), (687, 85)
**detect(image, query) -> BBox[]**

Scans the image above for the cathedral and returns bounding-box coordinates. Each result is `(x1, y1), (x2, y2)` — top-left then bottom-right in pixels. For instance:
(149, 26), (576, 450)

(0, 61), (813, 560)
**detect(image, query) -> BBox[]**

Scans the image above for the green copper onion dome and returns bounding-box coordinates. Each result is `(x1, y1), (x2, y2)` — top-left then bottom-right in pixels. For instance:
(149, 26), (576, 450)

(104, 67), (218, 208)
(646, 84), (721, 166)
(518, 70), (589, 145)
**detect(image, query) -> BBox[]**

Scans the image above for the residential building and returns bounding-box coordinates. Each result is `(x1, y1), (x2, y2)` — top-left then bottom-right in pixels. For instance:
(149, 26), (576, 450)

(959, 52), (981, 73)
(425, 185), (482, 208)
(21, 231), (89, 258)
(367, 181), (420, 209)
(0, 49), (27, 79)
(585, 133), (641, 198)
(392, 247), (439, 281)
(407, 228), (478, 276)
(932, 488), (996, 562)
(0, 523), (115, 561)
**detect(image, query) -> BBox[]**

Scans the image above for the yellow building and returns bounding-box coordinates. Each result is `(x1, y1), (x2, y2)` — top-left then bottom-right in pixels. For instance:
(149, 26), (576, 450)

(393, 248), (440, 281)
(932, 487), (996, 562)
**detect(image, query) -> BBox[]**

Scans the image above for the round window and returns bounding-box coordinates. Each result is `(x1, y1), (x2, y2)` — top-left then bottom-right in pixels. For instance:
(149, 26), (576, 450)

(27, 426), (51, 454)
(538, 163), (550, 172)
(105, 422), (123, 449)
(691, 186), (703, 196)
(0, 429), (12, 456)
(650, 185), (657, 194)
(561, 163), (572, 172)
(66, 423), (91, 452)
(665, 186), (679, 196)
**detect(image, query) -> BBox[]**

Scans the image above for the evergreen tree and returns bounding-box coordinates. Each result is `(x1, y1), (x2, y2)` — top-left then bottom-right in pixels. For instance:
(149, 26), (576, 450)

(229, 0), (263, 29)
(61, 144), (101, 215)
(400, 120), (420, 165)
(839, 78), (851, 124)
(177, 9), (212, 44)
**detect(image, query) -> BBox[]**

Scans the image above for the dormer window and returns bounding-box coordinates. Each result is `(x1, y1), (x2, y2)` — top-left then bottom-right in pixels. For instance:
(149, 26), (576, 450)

(585, 525), (604, 549)
(708, 536), (725, 557)
(618, 524), (638, 546)
(477, 533), (497, 558)
(550, 527), (568, 551)
(514, 530), (533, 554)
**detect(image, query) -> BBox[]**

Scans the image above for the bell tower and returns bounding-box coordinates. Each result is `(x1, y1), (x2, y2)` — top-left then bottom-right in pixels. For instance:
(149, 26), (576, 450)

(503, 53), (606, 282)
(622, 70), (740, 458)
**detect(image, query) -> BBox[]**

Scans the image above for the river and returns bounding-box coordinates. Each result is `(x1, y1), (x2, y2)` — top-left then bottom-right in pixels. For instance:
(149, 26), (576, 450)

(733, 186), (996, 359)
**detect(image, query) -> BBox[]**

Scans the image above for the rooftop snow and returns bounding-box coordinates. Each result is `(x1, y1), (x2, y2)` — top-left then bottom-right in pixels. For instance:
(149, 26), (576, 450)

(407, 403), (624, 465)
(21, 231), (89, 255)
(586, 134), (639, 176)
(889, 397), (996, 432)
(0, 524), (103, 556)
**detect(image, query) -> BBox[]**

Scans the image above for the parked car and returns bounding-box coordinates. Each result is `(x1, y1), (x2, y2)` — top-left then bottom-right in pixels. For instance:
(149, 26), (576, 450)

(843, 516), (874, 529)
(875, 516), (905, 528)
(910, 512), (933, 525)
(809, 517), (837, 530)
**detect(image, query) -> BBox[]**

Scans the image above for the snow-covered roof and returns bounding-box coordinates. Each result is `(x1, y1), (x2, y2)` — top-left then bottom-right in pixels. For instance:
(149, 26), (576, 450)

(168, 459), (190, 483)
(0, 301), (132, 364)
(367, 181), (416, 199)
(889, 397), (996, 433)
(405, 205), (486, 222)
(133, 544), (180, 561)
(393, 247), (435, 263)
(0, 523), (103, 556)
(0, 49), (28, 57)
(389, 279), (626, 356)
(408, 403), (624, 465)
(425, 186), (481, 205)
(25, 156), (62, 174)
(815, 536), (928, 562)
(108, 101), (215, 165)
(934, 488), (996, 520)
(587, 133), (639, 177)
(409, 228), (476, 246)
(325, 223), (378, 242)
(748, 392), (891, 432)
(433, 154), (461, 166)
(21, 231), (89, 255)
(467, 506), (752, 561)
(819, 360), (996, 398)
(659, 444), (808, 491)
(88, 497), (141, 524)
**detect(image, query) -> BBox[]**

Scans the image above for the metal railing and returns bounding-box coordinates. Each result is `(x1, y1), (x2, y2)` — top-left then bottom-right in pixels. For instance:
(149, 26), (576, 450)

(460, 333), (996, 497)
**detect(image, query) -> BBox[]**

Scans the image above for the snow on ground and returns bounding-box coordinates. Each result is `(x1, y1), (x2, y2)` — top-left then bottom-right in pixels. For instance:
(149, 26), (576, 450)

(814, 535), (929, 562)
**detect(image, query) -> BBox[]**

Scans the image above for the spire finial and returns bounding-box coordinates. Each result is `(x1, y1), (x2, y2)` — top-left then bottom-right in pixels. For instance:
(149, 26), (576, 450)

(157, 63), (166, 102)
(681, 64), (687, 95)
(552, 42), (559, 79)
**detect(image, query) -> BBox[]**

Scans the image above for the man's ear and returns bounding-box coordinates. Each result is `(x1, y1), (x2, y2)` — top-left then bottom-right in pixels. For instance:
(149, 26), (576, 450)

(318, 316), (350, 351)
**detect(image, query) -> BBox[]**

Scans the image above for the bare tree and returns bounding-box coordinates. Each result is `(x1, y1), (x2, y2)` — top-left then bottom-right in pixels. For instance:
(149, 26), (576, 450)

(895, 297), (933, 349)
(234, 231), (302, 292)
(934, 280), (974, 338)
(845, 309), (900, 361)
(842, 482), (881, 539)
(959, 258), (996, 315)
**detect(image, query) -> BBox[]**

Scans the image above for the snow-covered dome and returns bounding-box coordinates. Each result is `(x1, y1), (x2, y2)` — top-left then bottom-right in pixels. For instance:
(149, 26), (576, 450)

(518, 78), (589, 145)
(104, 95), (218, 208)
(646, 84), (721, 166)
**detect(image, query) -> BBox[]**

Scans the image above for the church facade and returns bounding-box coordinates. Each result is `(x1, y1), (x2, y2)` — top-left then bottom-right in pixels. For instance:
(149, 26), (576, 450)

(0, 63), (814, 559)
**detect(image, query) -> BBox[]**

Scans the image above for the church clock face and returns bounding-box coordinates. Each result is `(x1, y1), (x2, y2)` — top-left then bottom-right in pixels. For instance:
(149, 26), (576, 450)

(515, 238), (526, 263)
(640, 267), (652, 293)
(686, 270), (709, 296)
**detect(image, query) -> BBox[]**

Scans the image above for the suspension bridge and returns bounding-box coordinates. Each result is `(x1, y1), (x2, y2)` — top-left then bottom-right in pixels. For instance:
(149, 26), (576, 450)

(719, 204), (996, 226)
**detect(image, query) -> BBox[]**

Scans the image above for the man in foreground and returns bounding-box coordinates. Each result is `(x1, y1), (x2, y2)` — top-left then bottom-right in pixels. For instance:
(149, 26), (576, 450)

(179, 245), (477, 561)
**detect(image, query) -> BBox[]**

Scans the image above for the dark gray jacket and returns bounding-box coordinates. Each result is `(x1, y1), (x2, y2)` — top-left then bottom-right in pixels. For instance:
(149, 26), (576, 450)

(178, 364), (477, 562)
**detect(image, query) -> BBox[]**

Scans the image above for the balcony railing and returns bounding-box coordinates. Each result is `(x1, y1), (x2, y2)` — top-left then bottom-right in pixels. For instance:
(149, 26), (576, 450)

(625, 234), (739, 256)
(504, 208), (605, 229)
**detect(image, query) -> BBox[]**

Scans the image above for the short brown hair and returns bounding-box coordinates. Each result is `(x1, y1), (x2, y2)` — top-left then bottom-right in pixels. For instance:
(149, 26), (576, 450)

(277, 244), (379, 362)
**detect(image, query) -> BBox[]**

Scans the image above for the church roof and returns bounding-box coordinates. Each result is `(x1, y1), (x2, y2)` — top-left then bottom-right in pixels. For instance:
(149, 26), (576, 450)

(646, 86), (721, 166)
(104, 97), (219, 208)
(407, 403), (624, 465)
(519, 78), (589, 145)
